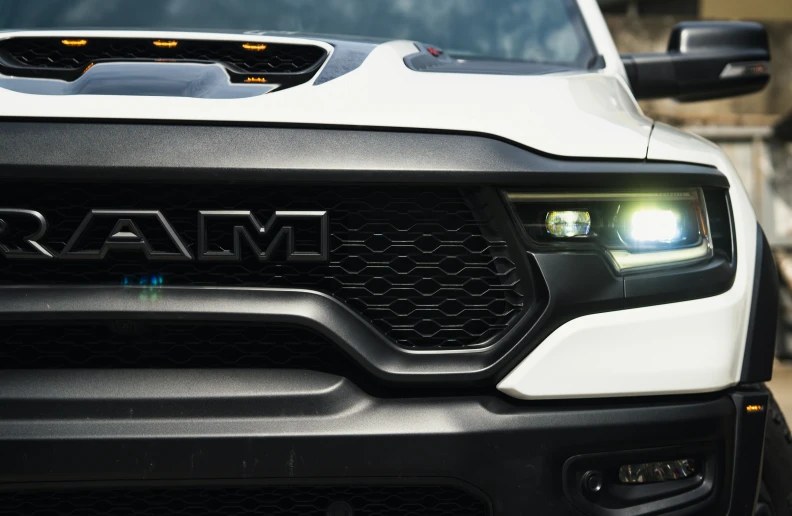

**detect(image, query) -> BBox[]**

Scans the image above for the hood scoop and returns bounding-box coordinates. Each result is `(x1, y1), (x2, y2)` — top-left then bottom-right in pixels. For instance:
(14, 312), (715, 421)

(0, 36), (328, 92)
(0, 61), (276, 99)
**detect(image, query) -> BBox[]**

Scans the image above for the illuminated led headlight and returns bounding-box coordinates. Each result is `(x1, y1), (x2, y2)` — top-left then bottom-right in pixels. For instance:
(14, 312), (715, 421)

(507, 189), (712, 271)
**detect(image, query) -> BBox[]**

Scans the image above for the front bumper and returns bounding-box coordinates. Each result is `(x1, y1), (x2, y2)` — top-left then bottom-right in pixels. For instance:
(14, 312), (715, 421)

(0, 369), (768, 516)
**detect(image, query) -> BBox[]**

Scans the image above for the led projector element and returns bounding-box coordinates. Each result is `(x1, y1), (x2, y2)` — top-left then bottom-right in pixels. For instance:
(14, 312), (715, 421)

(507, 189), (712, 272)
(630, 209), (680, 243)
(618, 459), (697, 484)
(546, 211), (591, 238)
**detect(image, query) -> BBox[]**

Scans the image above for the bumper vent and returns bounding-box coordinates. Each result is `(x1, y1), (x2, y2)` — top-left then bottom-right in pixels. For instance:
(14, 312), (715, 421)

(0, 37), (327, 83)
(0, 184), (527, 349)
(0, 485), (489, 516)
(0, 323), (355, 373)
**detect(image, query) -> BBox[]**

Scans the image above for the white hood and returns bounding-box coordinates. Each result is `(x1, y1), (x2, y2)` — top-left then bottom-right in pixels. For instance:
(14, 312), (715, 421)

(0, 30), (653, 160)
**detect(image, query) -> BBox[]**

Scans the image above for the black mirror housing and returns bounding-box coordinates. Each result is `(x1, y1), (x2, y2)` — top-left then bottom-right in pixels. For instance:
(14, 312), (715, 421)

(622, 21), (771, 102)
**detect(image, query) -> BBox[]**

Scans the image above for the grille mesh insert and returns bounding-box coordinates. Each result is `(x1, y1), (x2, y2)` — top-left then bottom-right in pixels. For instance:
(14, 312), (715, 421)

(0, 184), (526, 349)
(0, 323), (354, 371)
(0, 485), (489, 516)
(0, 37), (327, 74)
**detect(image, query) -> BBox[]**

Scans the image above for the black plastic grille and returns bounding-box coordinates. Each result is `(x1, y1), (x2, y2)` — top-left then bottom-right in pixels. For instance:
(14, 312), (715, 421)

(0, 37), (327, 74)
(0, 323), (355, 372)
(0, 485), (489, 516)
(0, 184), (526, 349)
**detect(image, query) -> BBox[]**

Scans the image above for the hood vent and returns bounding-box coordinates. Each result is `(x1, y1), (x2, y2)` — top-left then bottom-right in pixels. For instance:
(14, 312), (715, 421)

(0, 36), (328, 87)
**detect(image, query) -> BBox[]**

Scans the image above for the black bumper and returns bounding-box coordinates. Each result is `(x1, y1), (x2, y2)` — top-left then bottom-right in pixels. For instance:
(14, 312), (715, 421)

(0, 369), (769, 516)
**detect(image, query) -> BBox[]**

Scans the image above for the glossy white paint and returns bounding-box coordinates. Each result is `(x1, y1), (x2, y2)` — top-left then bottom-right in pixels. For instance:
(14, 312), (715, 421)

(498, 124), (757, 399)
(0, 30), (653, 159)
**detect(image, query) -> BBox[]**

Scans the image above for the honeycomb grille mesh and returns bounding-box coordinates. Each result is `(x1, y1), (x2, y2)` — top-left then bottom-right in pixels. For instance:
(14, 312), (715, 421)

(0, 184), (526, 349)
(0, 323), (355, 372)
(0, 37), (327, 73)
(0, 485), (489, 516)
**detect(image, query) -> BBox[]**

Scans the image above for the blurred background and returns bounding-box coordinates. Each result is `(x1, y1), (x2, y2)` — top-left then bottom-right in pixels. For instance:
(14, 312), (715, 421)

(597, 0), (792, 412)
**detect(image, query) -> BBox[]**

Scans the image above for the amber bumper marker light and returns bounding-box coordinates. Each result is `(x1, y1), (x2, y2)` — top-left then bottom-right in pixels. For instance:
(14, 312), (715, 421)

(62, 39), (87, 47)
(153, 40), (178, 48)
(244, 77), (268, 83)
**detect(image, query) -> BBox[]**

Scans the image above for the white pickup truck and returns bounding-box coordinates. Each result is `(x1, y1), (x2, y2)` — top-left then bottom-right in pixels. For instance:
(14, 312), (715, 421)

(0, 0), (786, 514)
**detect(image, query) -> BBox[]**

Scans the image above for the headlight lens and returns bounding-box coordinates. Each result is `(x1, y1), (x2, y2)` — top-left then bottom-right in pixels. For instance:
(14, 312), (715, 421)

(507, 189), (712, 272)
(545, 210), (591, 238)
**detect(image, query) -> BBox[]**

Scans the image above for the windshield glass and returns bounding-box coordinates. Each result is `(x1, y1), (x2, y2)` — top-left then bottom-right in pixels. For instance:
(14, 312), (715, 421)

(0, 0), (597, 68)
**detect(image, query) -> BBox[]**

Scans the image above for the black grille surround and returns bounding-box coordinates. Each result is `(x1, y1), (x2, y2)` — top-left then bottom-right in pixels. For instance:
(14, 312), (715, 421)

(0, 485), (490, 516)
(0, 184), (528, 350)
(0, 37), (328, 83)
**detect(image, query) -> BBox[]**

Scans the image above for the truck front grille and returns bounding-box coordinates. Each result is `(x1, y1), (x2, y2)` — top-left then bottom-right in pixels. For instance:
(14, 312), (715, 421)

(0, 184), (527, 349)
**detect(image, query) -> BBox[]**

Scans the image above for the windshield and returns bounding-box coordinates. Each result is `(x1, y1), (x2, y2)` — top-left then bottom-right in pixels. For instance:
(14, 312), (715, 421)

(0, 0), (597, 68)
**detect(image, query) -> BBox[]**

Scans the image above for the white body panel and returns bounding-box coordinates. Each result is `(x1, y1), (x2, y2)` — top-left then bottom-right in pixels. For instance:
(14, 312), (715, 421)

(0, 29), (652, 160)
(499, 125), (757, 399)
(0, 0), (760, 399)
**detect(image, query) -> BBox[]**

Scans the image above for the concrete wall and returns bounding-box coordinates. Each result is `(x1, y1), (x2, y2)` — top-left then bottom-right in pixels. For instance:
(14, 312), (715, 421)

(702, 0), (792, 22)
(606, 15), (792, 122)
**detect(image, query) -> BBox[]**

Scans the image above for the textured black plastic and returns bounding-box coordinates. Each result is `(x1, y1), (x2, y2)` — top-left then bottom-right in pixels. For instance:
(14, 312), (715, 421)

(0, 287), (531, 382)
(0, 484), (488, 516)
(0, 253), (737, 387)
(0, 323), (359, 373)
(0, 183), (525, 350)
(741, 227), (779, 383)
(0, 369), (739, 516)
(728, 390), (770, 516)
(0, 122), (728, 187)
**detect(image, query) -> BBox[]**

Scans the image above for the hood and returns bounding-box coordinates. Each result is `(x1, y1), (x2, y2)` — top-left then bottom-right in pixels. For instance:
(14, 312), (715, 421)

(0, 30), (653, 160)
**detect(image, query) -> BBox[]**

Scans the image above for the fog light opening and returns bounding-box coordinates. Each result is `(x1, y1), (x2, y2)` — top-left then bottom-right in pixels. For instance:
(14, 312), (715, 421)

(618, 458), (698, 484)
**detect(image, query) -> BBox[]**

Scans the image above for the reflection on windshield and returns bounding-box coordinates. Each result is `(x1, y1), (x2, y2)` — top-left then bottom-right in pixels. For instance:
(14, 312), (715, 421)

(0, 0), (595, 66)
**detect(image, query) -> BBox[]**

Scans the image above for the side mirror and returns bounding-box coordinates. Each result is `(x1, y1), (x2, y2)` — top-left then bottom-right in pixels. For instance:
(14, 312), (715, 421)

(621, 21), (770, 102)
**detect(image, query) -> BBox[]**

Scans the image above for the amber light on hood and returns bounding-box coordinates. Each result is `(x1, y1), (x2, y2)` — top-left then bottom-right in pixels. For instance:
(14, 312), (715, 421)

(242, 43), (268, 51)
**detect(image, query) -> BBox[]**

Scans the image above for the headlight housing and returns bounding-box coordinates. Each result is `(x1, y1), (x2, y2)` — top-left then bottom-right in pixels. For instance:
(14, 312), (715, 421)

(506, 189), (712, 272)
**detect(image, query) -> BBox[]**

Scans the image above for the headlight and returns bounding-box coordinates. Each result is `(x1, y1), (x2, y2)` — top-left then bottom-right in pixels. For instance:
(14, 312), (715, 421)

(506, 189), (712, 272)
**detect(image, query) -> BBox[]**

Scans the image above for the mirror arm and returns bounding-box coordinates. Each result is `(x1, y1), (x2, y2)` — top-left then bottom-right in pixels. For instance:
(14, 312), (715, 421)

(622, 54), (678, 101)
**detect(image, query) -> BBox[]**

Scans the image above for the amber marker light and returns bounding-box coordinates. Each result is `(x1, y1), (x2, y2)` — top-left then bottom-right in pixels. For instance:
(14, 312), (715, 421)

(746, 404), (765, 413)
(244, 77), (268, 83)
(242, 43), (267, 51)
(62, 39), (88, 47)
(153, 40), (178, 48)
